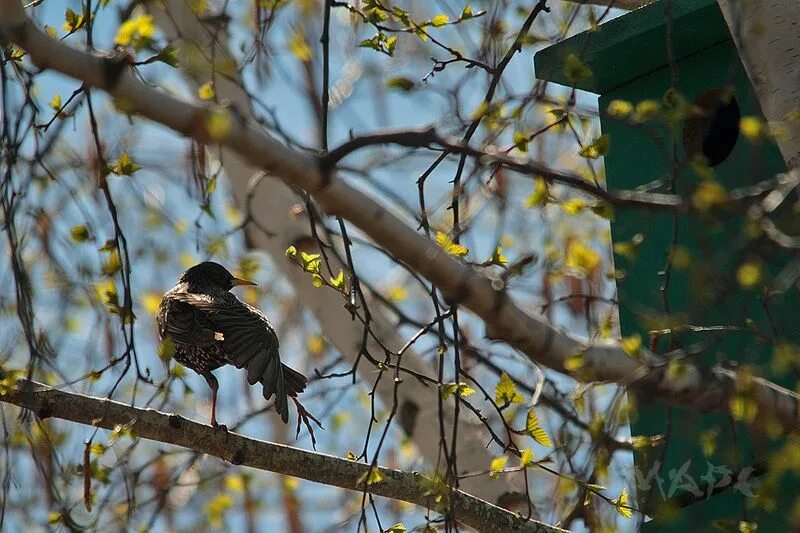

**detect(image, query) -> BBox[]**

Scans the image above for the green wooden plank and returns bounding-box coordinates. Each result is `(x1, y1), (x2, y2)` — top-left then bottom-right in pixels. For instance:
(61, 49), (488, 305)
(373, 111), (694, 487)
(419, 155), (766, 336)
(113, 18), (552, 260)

(599, 38), (793, 532)
(533, 1), (800, 528)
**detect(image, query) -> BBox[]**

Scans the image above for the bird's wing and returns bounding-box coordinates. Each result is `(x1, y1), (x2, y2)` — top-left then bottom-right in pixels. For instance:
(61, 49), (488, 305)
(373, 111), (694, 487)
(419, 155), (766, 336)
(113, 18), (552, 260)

(159, 293), (222, 346)
(166, 292), (288, 416)
(168, 293), (280, 371)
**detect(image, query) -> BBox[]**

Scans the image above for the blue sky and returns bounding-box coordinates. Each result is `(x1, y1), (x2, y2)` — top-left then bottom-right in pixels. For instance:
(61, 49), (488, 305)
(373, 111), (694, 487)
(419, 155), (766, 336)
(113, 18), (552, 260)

(0, 1), (636, 531)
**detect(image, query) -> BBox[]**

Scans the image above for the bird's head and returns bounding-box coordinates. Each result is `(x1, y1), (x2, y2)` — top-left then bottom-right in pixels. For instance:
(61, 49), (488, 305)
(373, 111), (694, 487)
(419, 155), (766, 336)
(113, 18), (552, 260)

(179, 261), (257, 292)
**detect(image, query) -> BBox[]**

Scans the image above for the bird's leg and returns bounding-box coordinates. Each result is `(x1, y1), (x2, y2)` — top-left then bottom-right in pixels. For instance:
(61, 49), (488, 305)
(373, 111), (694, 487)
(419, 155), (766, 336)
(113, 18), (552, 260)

(202, 372), (227, 432)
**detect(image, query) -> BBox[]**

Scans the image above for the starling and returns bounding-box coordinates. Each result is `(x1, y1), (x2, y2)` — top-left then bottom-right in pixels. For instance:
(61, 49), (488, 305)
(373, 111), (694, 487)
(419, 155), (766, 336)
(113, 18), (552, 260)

(157, 261), (306, 426)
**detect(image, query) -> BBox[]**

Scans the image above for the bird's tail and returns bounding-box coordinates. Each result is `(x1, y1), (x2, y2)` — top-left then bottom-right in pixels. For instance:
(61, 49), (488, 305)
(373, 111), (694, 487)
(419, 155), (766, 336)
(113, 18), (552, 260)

(259, 361), (307, 424)
(282, 364), (307, 397)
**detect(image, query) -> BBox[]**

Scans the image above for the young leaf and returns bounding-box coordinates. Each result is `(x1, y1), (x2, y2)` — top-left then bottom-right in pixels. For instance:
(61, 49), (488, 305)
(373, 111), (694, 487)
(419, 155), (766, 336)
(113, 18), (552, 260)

(738, 521), (758, 533)
(366, 6), (389, 23)
(154, 45), (180, 68)
(288, 31), (313, 62)
(63, 8), (88, 33)
(114, 14), (155, 50)
(457, 383), (476, 397)
(435, 231), (469, 257)
(632, 100), (661, 123)
(111, 152), (140, 176)
(620, 334), (641, 357)
(102, 250), (122, 276)
(524, 178), (548, 208)
(391, 7), (410, 26)
(565, 241), (601, 275)
(198, 81), (215, 100)
(737, 262), (762, 289)
(204, 493), (234, 528)
(578, 134), (610, 159)
(206, 109), (232, 141)
(0, 370), (23, 395)
(300, 252), (321, 272)
(386, 285), (408, 302)
(357, 466), (385, 486)
(330, 270), (346, 291)
(431, 14), (449, 27)
(513, 131), (529, 152)
(70, 225), (90, 242)
(386, 77), (415, 92)
(225, 475), (245, 492)
(441, 382), (475, 398)
(520, 448), (534, 467)
(564, 53), (591, 82)
(561, 198), (587, 215)
(526, 408), (552, 447)
(692, 180), (727, 210)
(171, 356), (192, 372)
(491, 245), (508, 266)
(489, 455), (507, 478)
(611, 488), (632, 519)
(590, 202), (615, 221)
(495, 372), (524, 405)
(606, 99), (633, 119)
(739, 116), (763, 141)
(385, 36), (398, 55)
(360, 32), (397, 56)
(440, 382), (459, 398)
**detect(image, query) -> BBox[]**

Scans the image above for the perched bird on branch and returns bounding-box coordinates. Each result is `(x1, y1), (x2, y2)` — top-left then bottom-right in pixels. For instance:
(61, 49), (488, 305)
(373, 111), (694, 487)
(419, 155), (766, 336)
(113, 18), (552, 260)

(157, 262), (307, 426)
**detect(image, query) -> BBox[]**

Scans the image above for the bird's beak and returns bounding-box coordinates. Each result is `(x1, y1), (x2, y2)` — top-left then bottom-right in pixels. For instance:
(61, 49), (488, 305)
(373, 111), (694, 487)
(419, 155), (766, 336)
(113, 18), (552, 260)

(231, 277), (257, 287)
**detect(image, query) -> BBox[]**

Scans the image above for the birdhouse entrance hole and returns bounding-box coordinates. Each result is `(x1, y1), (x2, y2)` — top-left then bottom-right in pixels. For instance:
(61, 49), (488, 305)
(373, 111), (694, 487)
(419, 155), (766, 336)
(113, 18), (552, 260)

(682, 87), (740, 167)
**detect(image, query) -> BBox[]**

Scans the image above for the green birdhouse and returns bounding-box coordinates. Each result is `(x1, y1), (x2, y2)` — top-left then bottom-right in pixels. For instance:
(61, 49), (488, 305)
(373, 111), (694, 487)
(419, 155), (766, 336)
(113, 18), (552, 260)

(535, 0), (798, 530)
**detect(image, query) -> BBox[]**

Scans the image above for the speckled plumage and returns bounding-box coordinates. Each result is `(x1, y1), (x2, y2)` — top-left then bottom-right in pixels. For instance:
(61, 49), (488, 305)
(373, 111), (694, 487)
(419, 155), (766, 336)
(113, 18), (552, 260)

(158, 288), (235, 373)
(157, 262), (306, 425)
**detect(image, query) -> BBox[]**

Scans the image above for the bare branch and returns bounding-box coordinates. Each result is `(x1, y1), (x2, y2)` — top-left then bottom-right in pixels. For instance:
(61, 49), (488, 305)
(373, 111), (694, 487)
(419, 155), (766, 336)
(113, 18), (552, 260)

(562, 0), (652, 9)
(3, 0), (800, 437)
(145, 0), (525, 503)
(320, 127), (683, 211)
(0, 376), (564, 533)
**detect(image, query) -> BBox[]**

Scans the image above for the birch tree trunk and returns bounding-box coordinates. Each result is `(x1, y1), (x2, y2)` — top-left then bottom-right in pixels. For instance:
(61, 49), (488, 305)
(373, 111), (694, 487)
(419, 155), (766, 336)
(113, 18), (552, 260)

(147, 0), (521, 504)
(718, 0), (800, 168)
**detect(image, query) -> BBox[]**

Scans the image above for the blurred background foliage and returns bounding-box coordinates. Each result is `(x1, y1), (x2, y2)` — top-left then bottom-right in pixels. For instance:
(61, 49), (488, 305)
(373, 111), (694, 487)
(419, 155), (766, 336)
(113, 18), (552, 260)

(0, 0), (646, 531)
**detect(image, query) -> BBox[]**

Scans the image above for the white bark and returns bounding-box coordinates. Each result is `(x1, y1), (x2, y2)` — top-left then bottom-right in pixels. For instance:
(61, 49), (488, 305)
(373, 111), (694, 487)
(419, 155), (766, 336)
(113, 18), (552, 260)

(718, 0), (800, 168)
(144, 1), (521, 503)
(2, 0), (800, 463)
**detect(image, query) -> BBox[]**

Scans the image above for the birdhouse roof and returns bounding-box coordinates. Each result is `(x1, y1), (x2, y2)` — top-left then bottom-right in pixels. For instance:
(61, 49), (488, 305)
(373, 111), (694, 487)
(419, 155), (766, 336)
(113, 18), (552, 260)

(534, 0), (731, 94)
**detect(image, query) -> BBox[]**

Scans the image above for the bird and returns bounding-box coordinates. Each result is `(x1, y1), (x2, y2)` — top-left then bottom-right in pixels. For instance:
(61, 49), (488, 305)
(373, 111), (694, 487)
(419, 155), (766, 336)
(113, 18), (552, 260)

(157, 261), (306, 426)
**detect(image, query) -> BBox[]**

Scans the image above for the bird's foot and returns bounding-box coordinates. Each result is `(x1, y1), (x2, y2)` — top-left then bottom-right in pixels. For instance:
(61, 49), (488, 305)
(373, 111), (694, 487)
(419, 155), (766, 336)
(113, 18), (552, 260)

(212, 421), (228, 432)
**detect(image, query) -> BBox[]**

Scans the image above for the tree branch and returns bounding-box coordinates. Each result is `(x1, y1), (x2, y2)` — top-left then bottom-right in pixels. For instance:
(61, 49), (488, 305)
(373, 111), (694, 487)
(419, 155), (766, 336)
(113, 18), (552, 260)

(562, 0), (651, 9)
(321, 128), (800, 214)
(2, 0), (800, 437)
(320, 127), (683, 211)
(144, 0), (525, 503)
(0, 375), (564, 533)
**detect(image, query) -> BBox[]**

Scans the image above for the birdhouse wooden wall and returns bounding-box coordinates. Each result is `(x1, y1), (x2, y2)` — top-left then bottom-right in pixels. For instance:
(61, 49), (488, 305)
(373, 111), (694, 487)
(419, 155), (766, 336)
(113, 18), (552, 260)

(535, 0), (796, 528)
